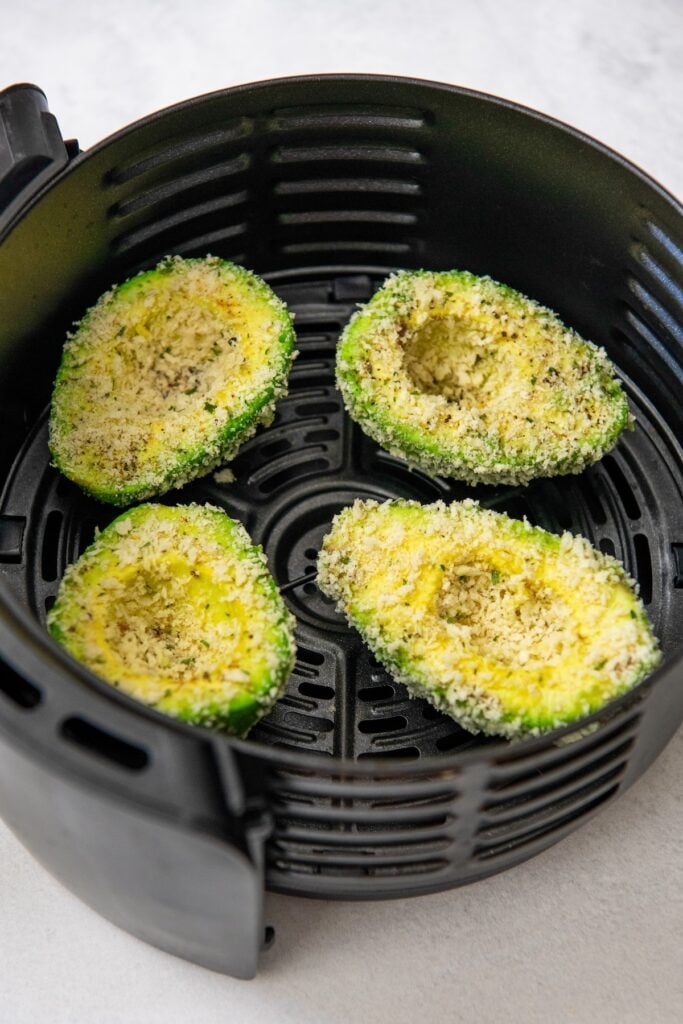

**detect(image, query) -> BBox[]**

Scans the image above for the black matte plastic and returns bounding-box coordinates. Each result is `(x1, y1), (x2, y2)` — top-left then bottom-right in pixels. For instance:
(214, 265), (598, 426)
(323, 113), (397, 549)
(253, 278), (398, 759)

(0, 85), (68, 218)
(0, 76), (681, 975)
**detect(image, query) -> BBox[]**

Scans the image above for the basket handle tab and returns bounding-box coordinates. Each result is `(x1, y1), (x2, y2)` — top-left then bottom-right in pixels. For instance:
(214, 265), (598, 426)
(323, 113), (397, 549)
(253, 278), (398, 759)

(0, 84), (72, 221)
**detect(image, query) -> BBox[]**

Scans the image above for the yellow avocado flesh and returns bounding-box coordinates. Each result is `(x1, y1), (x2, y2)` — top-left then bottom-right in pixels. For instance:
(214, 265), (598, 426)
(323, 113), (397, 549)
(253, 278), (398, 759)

(48, 504), (296, 734)
(49, 257), (295, 504)
(317, 500), (660, 737)
(94, 277), (274, 470)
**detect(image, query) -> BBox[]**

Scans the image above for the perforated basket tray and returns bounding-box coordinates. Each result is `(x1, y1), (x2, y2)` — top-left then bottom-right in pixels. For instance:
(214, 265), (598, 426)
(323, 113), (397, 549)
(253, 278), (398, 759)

(0, 76), (681, 978)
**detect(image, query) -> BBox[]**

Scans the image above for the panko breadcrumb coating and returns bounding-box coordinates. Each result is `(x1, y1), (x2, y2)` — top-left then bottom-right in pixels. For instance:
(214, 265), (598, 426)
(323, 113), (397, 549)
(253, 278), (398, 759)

(336, 270), (631, 485)
(317, 498), (660, 739)
(48, 503), (296, 736)
(49, 256), (296, 505)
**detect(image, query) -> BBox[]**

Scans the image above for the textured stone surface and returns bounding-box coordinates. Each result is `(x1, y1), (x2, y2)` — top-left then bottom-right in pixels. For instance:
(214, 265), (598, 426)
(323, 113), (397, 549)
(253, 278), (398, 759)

(0, 1), (681, 1021)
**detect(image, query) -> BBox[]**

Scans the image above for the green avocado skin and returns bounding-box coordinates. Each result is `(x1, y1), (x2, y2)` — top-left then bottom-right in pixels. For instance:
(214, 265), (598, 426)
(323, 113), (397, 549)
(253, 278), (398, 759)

(49, 259), (296, 506)
(336, 270), (632, 486)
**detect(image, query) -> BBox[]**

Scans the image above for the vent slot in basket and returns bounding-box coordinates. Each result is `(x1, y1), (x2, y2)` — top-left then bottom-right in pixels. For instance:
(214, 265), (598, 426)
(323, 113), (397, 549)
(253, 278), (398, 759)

(60, 716), (149, 771)
(0, 657), (42, 709)
(268, 767), (458, 882)
(472, 713), (641, 862)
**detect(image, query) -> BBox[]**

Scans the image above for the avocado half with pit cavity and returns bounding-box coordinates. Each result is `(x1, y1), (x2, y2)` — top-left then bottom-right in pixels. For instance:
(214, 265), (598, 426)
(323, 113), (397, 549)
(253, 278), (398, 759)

(317, 498), (660, 739)
(49, 256), (296, 505)
(336, 270), (631, 485)
(48, 503), (296, 736)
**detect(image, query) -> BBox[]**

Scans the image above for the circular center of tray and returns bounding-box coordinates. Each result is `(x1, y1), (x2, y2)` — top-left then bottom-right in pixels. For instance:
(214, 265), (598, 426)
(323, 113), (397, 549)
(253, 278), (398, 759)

(262, 482), (398, 631)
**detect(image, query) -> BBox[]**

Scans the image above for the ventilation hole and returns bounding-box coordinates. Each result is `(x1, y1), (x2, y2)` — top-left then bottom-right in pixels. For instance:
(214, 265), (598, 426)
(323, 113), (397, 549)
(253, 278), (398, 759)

(358, 747), (420, 760)
(269, 741), (334, 755)
(599, 538), (616, 556)
(619, 309), (681, 393)
(368, 654), (383, 670)
(358, 684), (395, 702)
(359, 715), (408, 734)
(271, 143), (425, 166)
(41, 509), (63, 582)
(491, 714), (638, 774)
(642, 220), (683, 278)
(320, 593), (335, 605)
(634, 534), (653, 604)
(0, 514), (25, 563)
(332, 275), (376, 301)
(485, 741), (632, 812)
(269, 106), (428, 132)
(294, 401), (339, 416)
(44, 595), (56, 613)
(114, 185), (250, 225)
(485, 764), (626, 838)
(578, 478), (607, 526)
(298, 681), (334, 700)
(274, 177), (422, 197)
(283, 711), (334, 733)
(421, 704), (443, 721)
(290, 367), (335, 389)
(60, 716), (148, 770)
(297, 648), (325, 666)
(436, 731), (468, 752)
(303, 583), (317, 595)
(603, 456), (641, 519)
(0, 659), (42, 709)
(258, 458), (329, 494)
(261, 438), (292, 458)
(112, 200), (250, 256)
(292, 665), (318, 680)
(625, 279), (682, 346)
(278, 209), (417, 228)
(296, 342), (336, 360)
(281, 240), (411, 257)
(673, 544), (683, 588)
(629, 246), (683, 314)
(304, 428), (340, 443)
(304, 548), (319, 560)
(474, 786), (619, 861)
(293, 320), (341, 334)
(107, 122), (253, 184)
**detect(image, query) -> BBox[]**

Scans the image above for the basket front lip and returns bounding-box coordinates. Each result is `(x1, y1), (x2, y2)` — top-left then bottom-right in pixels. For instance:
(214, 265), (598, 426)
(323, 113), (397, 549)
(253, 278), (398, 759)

(0, 71), (681, 776)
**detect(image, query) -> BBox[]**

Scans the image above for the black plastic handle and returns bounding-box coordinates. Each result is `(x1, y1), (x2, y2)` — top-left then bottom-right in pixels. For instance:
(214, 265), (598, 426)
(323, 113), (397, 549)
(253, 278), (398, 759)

(0, 84), (70, 221)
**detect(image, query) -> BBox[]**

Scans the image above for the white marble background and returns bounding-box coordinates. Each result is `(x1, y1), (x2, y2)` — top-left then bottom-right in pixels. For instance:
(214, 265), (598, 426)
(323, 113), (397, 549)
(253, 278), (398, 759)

(0, 1), (682, 1022)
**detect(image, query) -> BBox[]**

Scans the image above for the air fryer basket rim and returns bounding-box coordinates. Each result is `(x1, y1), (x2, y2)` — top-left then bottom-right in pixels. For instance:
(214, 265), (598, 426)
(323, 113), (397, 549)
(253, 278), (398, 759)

(2, 72), (683, 247)
(0, 71), (681, 777)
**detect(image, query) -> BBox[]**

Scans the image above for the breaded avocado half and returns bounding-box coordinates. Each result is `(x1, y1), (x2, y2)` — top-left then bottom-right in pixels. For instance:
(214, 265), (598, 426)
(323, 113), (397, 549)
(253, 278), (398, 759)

(336, 270), (631, 485)
(48, 503), (296, 736)
(49, 256), (296, 505)
(317, 499), (660, 739)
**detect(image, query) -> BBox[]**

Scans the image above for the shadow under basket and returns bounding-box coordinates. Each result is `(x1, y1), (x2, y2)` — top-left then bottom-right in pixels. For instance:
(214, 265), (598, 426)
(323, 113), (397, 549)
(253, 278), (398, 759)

(0, 76), (681, 979)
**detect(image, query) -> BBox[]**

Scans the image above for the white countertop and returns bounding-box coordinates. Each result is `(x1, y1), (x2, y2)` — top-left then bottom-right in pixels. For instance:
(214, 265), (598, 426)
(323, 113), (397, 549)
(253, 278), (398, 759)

(1, 1), (682, 1021)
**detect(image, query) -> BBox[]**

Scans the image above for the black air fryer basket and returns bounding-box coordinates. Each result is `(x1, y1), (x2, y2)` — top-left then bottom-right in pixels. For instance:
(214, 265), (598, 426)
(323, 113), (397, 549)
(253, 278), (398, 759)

(0, 75), (681, 979)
